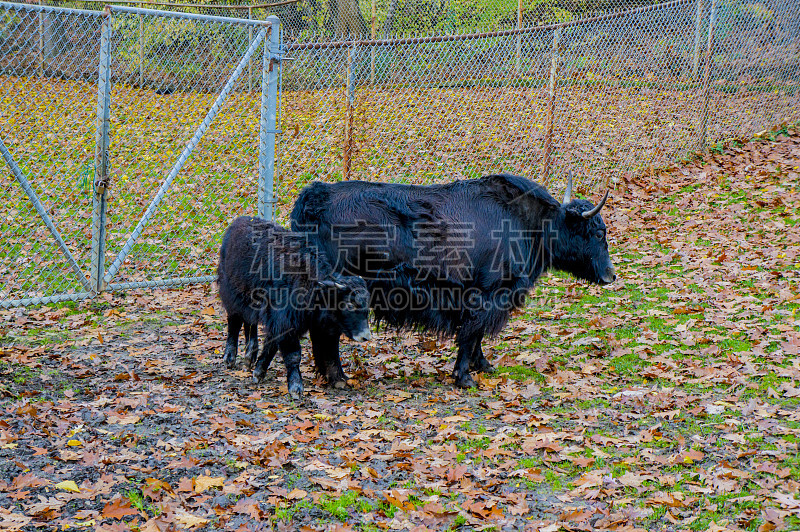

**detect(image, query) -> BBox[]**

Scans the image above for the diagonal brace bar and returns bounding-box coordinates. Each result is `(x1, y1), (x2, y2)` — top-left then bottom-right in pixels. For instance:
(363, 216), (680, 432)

(0, 136), (92, 291)
(104, 26), (269, 284)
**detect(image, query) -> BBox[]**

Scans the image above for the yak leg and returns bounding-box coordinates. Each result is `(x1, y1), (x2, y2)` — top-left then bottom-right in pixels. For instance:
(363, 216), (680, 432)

(251, 336), (278, 383)
(310, 326), (347, 388)
(469, 334), (494, 373)
(242, 322), (259, 369)
(224, 314), (243, 369)
(469, 292), (515, 373)
(453, 327), (482, 388)
(280, 335), (304, 399)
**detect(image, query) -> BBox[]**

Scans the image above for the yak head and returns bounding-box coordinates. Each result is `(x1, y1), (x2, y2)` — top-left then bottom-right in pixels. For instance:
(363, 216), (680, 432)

(550, 172), (616, 285)
(318, 274), (372, 342)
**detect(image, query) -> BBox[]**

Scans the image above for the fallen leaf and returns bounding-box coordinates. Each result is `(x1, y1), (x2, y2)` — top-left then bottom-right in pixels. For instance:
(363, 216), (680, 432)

(194, 475), (225, 493)
(54, 480), (80, 493)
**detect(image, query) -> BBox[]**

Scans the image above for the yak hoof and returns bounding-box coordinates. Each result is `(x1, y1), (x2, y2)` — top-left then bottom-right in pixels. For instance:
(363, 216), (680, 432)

(224, 348), (237, 369)
(252, 369), (266, 384)
(288, 384), (304, 400)
(473, 360), (495, 374)
(455, 373), (477, 389)
(332, 379), (348, 390)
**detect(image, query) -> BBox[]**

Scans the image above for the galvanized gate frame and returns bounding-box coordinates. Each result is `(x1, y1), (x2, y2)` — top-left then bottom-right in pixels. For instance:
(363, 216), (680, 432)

(100, 6), (281, 293)
(0, 3), (281, 307)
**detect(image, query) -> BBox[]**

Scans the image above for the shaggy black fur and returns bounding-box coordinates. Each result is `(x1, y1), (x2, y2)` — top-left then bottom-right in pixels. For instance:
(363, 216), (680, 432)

(290, 173), (615, 388)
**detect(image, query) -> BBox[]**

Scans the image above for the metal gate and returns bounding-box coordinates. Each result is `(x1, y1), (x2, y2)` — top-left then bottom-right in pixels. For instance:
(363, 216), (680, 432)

(0, 2), (281, 308)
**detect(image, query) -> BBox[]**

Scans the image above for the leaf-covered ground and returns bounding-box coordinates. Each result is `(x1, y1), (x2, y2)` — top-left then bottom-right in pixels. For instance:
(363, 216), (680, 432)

(0, 129), (799, 532)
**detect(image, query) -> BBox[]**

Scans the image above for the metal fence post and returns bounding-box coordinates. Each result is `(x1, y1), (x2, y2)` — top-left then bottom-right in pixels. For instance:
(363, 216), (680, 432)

(691, 0), (703, 79)
(38, 0), (44, 76)
(248, 6), (253, 93)
(343, 45), (356, 181)
(698, 0), (717, 149)
(258, 16), (281, 221)
(139, 1), (144, 87)
(370, 0), (376, 84)
(91, 6), (113, 294)
(542, 26), (560, 178)
(515, 0), (522, 75)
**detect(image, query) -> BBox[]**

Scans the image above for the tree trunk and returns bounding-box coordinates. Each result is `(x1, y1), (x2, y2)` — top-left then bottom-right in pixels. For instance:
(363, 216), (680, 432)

(333, 0), (368, 37)
(382, 0), (398, 36)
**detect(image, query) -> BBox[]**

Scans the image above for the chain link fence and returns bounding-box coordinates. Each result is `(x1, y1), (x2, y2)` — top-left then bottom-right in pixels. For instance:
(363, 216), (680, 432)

(2, 0), (799, 307)
(1, 2), (279, 306)
(276, 0), (799, 211)
(28, 0), (684, 40)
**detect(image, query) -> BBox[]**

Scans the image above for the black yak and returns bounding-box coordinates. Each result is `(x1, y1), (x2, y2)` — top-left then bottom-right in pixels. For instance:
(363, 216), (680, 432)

(217, 216), (371, 398)
(290, 172), (614, 388)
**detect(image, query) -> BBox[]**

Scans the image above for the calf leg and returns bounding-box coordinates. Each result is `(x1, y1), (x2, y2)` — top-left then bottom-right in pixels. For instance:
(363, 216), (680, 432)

(310, 326), (347, 388)
(242, 322), (259, 369)
(251, 337), (278, 383)
(224, 314), (243, 369)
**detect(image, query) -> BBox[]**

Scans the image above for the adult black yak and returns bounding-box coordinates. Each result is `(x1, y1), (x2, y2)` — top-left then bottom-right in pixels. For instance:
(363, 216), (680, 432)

(218, 216), (371, 398)
(290, 173), (614, 388)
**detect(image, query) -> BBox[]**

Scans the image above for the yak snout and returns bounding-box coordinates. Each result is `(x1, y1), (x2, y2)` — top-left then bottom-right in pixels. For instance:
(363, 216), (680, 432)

(351, 326), (373, 342)
(601, 265), (616, 285)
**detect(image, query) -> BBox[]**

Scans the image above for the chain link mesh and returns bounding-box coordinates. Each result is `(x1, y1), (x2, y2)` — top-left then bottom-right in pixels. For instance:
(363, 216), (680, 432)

(101, 12), (266, 291)
(1, 4), (103, 306)
(277, 0), (799, 205)
(2, 0), (799, 307)
(1, 2), (271, 306)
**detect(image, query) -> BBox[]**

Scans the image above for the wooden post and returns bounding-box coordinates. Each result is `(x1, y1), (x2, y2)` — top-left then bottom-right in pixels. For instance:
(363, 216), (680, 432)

(370, 0), (376, 84)
(698, 0), (716, 149)
(515, 0), (522, 75)
(343, 46), (355, 180)
(248, 6), (253, 93)
(542, 27), (560, 178)
(691, 0), (703, 79)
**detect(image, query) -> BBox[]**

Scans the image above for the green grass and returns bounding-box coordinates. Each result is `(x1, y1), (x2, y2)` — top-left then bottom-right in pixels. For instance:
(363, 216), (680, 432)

(497, 365), (546, 383)
(274, 499), (314, 522)
(123, 488), (161, 517)
(320, 491), (372, 521)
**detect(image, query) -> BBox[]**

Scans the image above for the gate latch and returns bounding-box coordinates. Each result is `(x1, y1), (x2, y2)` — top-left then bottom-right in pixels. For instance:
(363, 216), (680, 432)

(94, 174), (110, 194)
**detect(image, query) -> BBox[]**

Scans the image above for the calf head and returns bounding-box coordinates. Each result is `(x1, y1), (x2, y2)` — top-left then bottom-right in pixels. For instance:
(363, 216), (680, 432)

(318, 274), (372, 342)
(553, 172), (616, 285)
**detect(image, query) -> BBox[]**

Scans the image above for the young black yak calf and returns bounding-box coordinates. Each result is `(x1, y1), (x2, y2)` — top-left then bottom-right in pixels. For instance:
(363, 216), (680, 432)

(217, 216), (371, 398)
(291, 172), (615, 388)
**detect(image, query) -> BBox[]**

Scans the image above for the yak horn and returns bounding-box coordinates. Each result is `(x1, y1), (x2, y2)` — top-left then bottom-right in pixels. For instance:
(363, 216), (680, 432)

(562, 171), (573, 204)
(319, 279), (348, 290)
(582, 189), (610, 219)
